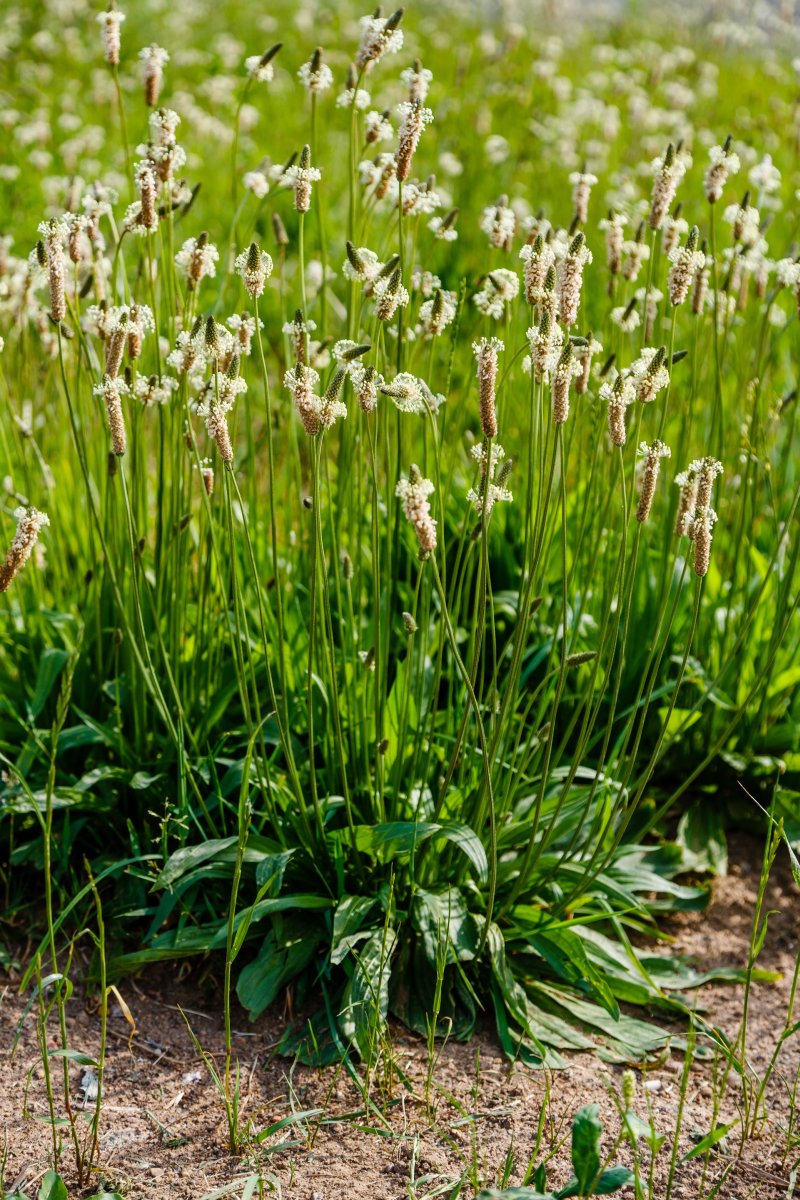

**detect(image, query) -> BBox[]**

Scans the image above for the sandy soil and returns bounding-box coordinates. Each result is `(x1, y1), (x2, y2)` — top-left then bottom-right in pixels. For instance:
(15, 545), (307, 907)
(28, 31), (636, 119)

(1, 832), (798, 1200)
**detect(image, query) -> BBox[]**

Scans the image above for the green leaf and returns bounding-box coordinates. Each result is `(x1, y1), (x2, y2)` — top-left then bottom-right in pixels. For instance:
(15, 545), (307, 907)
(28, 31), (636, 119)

(769, 665), (800, 695)
(529, 1165), (548, 1191)
(253, 1106), (325, 1143)
(67, 706), (117, 749)
(530, 927), (619, 1019)
(331, 895), (376, 965)
(339, 927), (397, 1056)
(555, 1166), (634, 1197)
(624, 1110), (664, 1152)
(57, 723), (108, 752)
(157, 836), (288, 890)
(475, 1190), (552, 1200)
(753, 910), (777, 959)
(128, 771), (163, 790)
(27, 649), (70, 721)
(38, 1173), (68, 1200)
(569, 1104), (602, 1194)
(157, 837), (239, 887)
(210, 894), (333, 950)
(237, 920), (322, 1020)
(528, 981), (670, 1062)
(676, 805), (728, 875)
(384, 654), (417, 770)
(682, 1122), (735, 1161)
(47, 1048), (98, 1066)
(413, 887), (479, 965)
(334, 821), (487, 882)
(486, 926), (576, 1063)
(254, 849), (295, 889)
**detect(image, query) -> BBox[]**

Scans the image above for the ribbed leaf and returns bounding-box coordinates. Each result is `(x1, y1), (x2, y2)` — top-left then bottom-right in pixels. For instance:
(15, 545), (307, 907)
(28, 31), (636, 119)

(339, 927), (397, 1056)
(331, 895), (376, 965)
(334, 821), (487, 881)
(237, 919), (322, 1020)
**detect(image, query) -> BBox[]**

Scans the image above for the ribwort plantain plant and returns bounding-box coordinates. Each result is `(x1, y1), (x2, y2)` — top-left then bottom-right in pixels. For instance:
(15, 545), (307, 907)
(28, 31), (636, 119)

(0, 0), (798, 1141)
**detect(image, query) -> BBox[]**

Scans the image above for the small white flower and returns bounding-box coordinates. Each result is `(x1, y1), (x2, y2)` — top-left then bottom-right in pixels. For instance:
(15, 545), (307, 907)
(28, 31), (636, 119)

(245, 52), (277, 83)
(355, 13), (404, 72)
(395, 100), (434, 182)
(525, 318), (564, 382)
(364, 109), (393, 143)
(139, 44), (169, 104)
(349, 364), (383, 412)
(396, 465), (436, 555)
(428, 215), (458, 241)
(374, 272), (410, 320)
(282, 153), (322, 213)
(569, 169), (599, 223)
(390, 180), (440, 216)
(630, 347), (670, 403)
(411, 270), (442, 297)
(668, 230), (705, 306)
(775, 258), (800, 289)
(381, 372), (443, 415)
(298, 59), (334, 93)
(175, 237), (219, 287)
(97, 10), (125, 66)
(342, 245), (382, 287)
(473, 269), (519, 319)
(227, 312), (260, 356)
(138, 44), (168, 68)
(401, 64), (433, 103)
(611, 304), (641, 332)
(723, 201), (761, 244)
(704, 142), (741, 203)
(243, 170), (269, 199)
(418, 290), (457, 337)
(337, 87), (371, 110)
(749, 153), (781, 196)
(438, 151), (463, 177)
(466, 442), (513, 515)
(485, 135), (510, 165)
(284, 362), (346, 435)
(480, 200), (516, 249)
(235, 244), (273, 298)
(133, 373), (178, 406)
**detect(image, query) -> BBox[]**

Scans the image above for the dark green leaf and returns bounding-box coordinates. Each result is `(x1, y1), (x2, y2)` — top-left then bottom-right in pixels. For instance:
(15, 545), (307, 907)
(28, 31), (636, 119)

(339, 927), (397, 1056)
(530, 927), (619, 1019)
(157, 837), (238, 887)
(569, 1104), (602, 1194)
(556, 1166), (634, 1196)
(331, 895), (376, 965)
(332, 821), (487, 882)
(413, 887), (478, 965)
(28, 649), (70, 720)
(676, 805), (728, 875)
(237, 921), (322, 1020)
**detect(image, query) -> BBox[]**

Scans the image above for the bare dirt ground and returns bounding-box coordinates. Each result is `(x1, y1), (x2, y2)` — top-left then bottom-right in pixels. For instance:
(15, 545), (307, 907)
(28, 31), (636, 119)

(1, 832), (798, 1200)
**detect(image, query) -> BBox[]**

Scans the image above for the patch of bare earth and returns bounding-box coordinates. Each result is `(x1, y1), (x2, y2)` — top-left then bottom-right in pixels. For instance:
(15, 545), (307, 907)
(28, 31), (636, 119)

(1, 833), (798, 1200)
